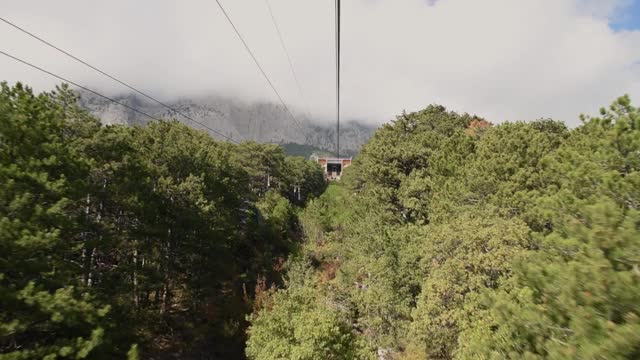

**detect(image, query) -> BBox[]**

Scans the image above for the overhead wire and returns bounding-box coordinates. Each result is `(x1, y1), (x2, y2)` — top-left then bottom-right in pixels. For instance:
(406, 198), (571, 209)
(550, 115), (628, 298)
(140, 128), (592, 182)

(335, 0), (341, 158)
(263, 0), (312, 121)
(0, 50), (170, 125)
(213, 0), (306, 133)
(0, 16), (240, 143)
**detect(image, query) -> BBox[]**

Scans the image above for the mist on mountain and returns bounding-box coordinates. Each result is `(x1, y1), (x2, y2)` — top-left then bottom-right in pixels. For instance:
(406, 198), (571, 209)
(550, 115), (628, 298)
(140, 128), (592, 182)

(76, 90), (375, 156)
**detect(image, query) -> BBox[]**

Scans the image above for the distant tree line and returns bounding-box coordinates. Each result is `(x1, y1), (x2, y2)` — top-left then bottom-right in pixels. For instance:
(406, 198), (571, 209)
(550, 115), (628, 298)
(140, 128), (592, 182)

(0, 82), (326, 359)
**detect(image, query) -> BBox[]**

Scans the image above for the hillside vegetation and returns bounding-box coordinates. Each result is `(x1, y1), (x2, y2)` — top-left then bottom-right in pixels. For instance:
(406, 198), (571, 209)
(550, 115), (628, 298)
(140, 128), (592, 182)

(247, 100), (640, 359)
(2, 81), (640, 359)
(0, 82), (325, 359)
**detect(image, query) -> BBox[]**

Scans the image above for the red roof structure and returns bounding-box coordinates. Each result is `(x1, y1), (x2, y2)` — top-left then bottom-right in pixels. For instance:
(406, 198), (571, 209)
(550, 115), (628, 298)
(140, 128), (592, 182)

(311, 155), (352, 180)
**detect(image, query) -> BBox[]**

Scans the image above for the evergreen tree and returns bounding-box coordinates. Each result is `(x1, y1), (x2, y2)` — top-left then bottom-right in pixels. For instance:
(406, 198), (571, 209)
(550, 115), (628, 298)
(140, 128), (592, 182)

(0, 82), (110, 358)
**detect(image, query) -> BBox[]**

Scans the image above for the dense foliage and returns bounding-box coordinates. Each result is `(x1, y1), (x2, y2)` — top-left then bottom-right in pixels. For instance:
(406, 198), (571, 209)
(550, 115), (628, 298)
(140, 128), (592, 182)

(247, 98), (640, 359)
(3, 80), (639, 359)
(0, 82), (325, 359)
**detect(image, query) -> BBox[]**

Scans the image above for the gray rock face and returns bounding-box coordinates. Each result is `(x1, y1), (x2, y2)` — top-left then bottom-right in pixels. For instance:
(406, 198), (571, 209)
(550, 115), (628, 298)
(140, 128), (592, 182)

(77, 91), (375, 154)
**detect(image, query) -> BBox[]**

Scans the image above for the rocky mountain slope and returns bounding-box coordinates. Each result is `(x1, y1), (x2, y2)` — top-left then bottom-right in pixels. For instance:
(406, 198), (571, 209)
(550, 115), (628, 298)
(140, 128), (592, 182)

(77, 91), (375, 155)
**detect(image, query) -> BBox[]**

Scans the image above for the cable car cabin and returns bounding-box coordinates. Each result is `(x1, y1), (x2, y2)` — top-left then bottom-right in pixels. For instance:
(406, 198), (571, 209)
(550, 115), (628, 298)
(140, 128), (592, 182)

(311, 155), (352, 181)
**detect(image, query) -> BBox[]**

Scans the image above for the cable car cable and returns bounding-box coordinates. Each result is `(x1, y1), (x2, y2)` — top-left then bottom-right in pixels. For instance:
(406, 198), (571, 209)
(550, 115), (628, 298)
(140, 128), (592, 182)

(0, 50), (190, 131)
(264, 0), (312, 120)
(335, 0), (341, 159)
(0, 17), (241, 143)
(214, 0), (305, 132)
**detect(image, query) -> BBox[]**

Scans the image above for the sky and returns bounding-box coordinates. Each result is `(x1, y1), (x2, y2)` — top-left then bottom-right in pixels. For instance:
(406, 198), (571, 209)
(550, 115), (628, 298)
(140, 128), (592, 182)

(610, 0), (640, 30)
(2, 0), (640, 127)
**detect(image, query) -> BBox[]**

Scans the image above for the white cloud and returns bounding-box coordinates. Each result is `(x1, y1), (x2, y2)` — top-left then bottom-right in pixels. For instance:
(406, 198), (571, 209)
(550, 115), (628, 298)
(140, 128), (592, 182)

(1, 0), (640, 126)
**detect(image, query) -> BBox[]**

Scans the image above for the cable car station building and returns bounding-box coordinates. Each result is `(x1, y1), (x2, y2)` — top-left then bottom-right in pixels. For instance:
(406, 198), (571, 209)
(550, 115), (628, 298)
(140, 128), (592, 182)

(311, 155), (352, 181)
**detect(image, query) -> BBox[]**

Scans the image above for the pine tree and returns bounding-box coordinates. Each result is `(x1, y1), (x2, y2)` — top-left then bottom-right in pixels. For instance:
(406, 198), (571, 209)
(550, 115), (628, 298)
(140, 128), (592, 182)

(0, 82), (110, 358)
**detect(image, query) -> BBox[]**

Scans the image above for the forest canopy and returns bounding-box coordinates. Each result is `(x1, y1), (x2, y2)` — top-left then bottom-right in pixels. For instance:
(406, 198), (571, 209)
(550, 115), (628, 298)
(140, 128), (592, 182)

(247, 97), (640, 359)
(1, 81), (640, 359)
(0, 82), (325, 359)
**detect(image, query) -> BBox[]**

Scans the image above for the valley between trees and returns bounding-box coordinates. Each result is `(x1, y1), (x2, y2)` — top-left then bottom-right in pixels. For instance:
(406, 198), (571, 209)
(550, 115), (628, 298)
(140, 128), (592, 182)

(2, 81), (640, 359)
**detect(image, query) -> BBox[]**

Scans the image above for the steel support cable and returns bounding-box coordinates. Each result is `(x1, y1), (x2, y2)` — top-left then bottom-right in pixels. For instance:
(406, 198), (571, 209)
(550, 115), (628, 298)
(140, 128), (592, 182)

(264, 0), (312, 120)
(214, 0), (306, 135)
(0, 17), (240, 143)
(335, 0), (341, 158)
(0, 50), (174, 125)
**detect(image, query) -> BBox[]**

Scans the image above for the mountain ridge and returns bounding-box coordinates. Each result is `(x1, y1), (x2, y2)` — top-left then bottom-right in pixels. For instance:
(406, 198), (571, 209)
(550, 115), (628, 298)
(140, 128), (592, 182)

(77, 91), (375, 155)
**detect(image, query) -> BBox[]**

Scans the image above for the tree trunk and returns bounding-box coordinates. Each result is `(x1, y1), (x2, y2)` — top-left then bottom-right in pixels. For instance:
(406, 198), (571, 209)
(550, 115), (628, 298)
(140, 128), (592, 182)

(82, 194), (91, 286)
(160, 228), (171, 315)
(133, 241), (139, 309)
